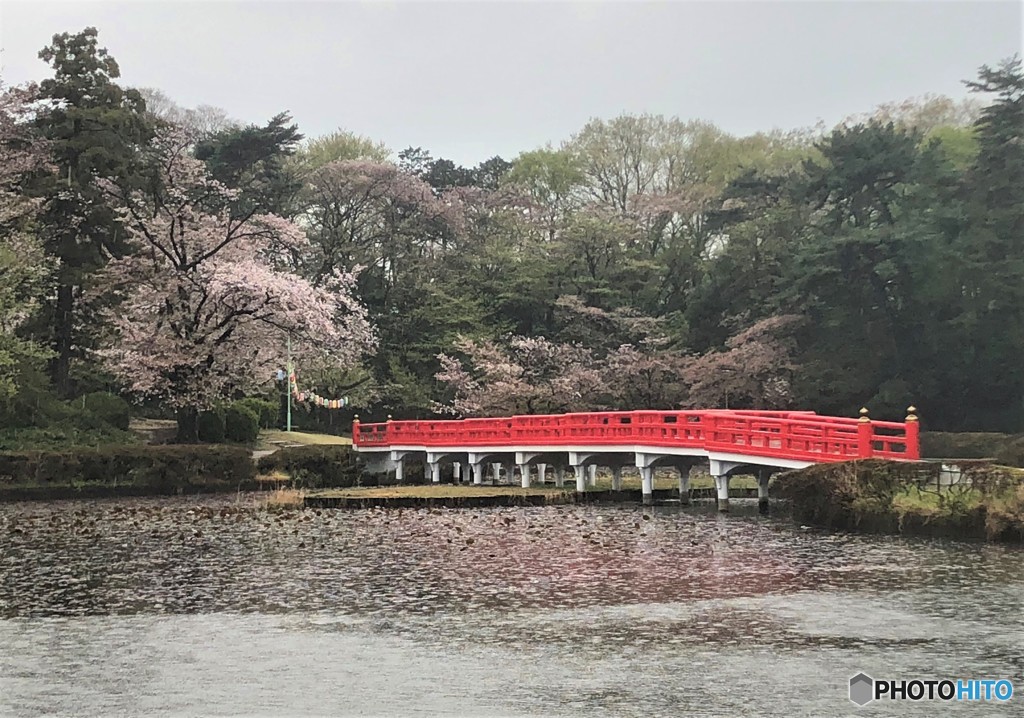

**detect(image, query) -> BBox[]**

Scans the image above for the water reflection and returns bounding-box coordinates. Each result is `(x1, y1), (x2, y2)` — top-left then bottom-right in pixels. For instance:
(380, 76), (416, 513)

(0, 496), (1021, 716)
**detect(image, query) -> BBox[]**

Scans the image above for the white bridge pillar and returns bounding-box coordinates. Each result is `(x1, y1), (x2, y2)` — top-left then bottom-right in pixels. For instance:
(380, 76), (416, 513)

(611, 466), (622, 491)
(709, 458), (743, 513)
(452, 461), (461, 483)
(537, 463), (547, 485)
(555, 467), (565, 488)
(519, 463), (530, 488)
(472, 462), (484, 485)
(574, 465), (586, 493)
(713, 474), (730, 512)
(639, 466), (654, 505)
(678, 466), (691, 505)
(588, 464), (597, 487)
(429, 462), (441, 484)
(758, 469), (771, 513)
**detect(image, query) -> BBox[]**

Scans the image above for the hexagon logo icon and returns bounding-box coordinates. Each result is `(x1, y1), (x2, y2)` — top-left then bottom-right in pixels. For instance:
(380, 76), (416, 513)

(849, 673), (874, 706)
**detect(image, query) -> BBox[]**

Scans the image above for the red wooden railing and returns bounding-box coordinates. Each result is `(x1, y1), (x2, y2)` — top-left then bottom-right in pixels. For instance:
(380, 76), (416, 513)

(353, 409), (920, 463)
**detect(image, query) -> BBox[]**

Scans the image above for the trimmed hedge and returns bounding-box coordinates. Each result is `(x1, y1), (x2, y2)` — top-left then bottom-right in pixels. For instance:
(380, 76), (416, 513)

(198, 409), (226, 443)
(922, 432), (1024, 467)
(225, 404), (259, 443)
(236, 398), (278, 429)
(0, 445), (255, 490)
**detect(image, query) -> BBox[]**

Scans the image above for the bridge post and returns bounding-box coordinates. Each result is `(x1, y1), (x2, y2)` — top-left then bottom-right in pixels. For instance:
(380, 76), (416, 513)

(429, 461), (441, 484)
(555, 467), (565, 488)
(640, 466), (654, 505)
(905, 406), (920, 460)
(857, 407), (873, 457)
(472, 462), (483, 485)
(713, 474), (730, 512)
(678, 467), (691, 505)
(588, 464), (598, 487)
(611, 466), (622, 491)
(574, 465), (586, 492)
(757, 468), (770, 514)
(504, 463), (516, 485)
(538, 463), (547, 485)
(492, 463), (501, 484)
(394, 459), (404, 483)
(453, 461), (461, 484)
(519, 463), (530, 488)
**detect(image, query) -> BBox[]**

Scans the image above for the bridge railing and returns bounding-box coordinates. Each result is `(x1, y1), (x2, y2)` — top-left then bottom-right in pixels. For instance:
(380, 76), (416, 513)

(353, 409), (920, 462)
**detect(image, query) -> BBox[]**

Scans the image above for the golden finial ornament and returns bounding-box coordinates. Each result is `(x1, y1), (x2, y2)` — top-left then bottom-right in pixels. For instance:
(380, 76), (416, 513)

(906, 406), (918, 422)
(858, 407), (870, 423)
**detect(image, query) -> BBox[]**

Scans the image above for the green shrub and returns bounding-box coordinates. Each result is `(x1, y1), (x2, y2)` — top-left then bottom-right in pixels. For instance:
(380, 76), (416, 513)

(198, 409), (226, 443)
(0, 426), (137, 451)
(0, 445), (254, 489)
(921, 432), (1016, 459)
(994, 437), (1024, 468)
(257, 445), (362, 488)
(80, 391), (131, 430)
(236, 398), (279, 429)
(225, 403), (260, 444)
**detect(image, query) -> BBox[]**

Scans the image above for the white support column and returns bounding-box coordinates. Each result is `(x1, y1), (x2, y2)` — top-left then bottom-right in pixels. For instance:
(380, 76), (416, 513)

(452, 461), (461, 483)
(640, 466), (654, 505)
(757, 469), (771, 514)
(574, 465), (586, 493)
(611, 466), (623, 491)
(714, 474), (731, 512)
(678, 467), (690, 505)
(587, 464), (598, 488)
(504, 463), (516, 485)
(492, 463), (501, 484)
(555, 467), (565, 488)
(538, 463), (547, 485)
(429, 462), (441, 484)
(519, 463), (530, 488)
(472, 462), (484, 485)
(394, 459), (404, 483)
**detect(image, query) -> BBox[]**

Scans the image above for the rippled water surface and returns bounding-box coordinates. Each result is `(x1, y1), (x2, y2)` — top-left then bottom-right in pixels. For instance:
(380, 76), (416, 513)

(1, 496), (1021, 717)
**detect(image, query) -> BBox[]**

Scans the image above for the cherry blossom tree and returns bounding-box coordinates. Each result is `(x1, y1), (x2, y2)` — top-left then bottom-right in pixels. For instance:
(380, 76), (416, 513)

(95, 129), (375, 440)
(683, 314), (803, 409)
(435, 335), (605, 416)
(0, 81), (53, 398)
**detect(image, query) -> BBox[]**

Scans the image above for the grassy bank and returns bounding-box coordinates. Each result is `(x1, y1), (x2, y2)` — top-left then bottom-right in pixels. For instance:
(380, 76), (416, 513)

(774, 460), (1024, 542)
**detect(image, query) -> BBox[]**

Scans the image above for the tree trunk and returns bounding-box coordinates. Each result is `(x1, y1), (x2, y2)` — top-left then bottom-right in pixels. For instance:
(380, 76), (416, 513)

(176, 407), (200, 443)
(52, 283), (74, 398)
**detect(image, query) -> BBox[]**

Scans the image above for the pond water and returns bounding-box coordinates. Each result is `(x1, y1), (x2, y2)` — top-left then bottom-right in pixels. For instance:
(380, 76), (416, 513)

(0, 496), (1021, 717)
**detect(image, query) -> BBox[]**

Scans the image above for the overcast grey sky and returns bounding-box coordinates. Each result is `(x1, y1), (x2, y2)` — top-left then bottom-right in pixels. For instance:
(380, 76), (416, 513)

(1, 1), (1021, 166)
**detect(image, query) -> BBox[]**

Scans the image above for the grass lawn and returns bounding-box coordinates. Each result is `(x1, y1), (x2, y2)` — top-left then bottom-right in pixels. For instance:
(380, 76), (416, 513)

(258, 429), (352, 448)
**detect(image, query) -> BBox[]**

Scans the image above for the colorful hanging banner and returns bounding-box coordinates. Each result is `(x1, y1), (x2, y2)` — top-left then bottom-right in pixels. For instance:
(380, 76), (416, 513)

(286, 368), (350, 410)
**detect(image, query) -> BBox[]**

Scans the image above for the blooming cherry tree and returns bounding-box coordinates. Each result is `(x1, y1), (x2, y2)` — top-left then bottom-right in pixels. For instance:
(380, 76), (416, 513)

(0, 82), (53, 397)
(435, 335), (605, 416)
(96, 129), (374, 440)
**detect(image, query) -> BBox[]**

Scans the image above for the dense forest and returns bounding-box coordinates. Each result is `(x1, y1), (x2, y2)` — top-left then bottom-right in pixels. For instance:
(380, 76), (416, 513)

(1, 27), (1022, 445)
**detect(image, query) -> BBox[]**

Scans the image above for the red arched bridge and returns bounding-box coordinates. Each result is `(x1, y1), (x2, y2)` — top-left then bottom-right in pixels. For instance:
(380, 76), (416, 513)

(352, 408), (920, 509)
